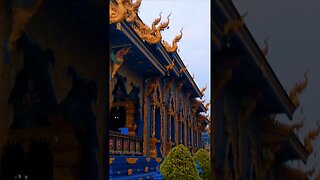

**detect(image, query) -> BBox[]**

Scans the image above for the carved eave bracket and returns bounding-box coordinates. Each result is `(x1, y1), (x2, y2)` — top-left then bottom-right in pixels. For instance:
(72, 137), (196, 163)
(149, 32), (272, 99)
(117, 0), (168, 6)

(289, 70), (309, 109)
(111, 47), (131, 78)
(200, 85), (207, 97)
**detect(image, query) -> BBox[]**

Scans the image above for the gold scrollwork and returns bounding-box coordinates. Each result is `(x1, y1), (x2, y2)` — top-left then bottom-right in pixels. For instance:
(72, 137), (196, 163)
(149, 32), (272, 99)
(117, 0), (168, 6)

(126, 158), (138, 164)
(162, 29), (183, 53)
(110, 158), (115, 165)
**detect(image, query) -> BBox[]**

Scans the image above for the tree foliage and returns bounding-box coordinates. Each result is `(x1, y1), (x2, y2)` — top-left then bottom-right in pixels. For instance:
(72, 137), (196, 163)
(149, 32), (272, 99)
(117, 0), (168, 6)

(160, 144), (200, 180)
(194, 149), (211, 180)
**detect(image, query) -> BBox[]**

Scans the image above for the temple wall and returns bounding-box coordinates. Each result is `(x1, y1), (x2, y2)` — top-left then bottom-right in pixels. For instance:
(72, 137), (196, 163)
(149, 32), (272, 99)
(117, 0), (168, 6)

(0, 1), (107, 179)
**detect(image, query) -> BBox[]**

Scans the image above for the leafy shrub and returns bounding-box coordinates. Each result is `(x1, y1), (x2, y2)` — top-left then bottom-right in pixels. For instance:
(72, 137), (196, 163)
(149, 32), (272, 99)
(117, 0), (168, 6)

(194, 149), (211, 180)
(160, 144), (200, 180)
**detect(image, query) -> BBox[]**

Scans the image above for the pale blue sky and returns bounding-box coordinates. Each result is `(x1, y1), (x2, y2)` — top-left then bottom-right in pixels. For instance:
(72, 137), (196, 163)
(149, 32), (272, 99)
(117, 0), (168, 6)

(138, 0), (211, 113)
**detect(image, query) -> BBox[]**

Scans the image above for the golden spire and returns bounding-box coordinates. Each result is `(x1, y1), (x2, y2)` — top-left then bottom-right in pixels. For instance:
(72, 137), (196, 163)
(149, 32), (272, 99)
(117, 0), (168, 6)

(304, 122), (320, 154)
(289, 70), (309, 108)
(162, 28), (183, 52)
(262, 37), (269, 56)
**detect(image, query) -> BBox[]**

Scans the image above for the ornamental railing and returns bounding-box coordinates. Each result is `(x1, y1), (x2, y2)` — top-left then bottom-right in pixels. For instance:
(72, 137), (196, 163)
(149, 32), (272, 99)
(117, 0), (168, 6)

(109, 131), (143, 155)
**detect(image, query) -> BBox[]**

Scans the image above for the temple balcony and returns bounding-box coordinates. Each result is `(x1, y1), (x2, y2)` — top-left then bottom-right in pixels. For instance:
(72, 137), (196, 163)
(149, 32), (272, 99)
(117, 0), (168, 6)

(109, 131), (143, 156)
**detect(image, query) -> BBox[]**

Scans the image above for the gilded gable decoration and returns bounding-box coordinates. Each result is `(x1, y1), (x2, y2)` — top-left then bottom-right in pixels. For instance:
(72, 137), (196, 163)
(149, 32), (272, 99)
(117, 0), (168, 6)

(304, 123), (320, 154)
(223, 10), (248, 35)
(109, 0), (142, 24)
(162, 29), (183, 53)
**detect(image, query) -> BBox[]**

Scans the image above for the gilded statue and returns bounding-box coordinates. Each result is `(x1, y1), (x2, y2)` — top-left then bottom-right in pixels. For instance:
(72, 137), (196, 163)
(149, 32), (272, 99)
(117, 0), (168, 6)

(304, 123), (320, 154)
(162, 29), (183, 52)
(111, 47), (131, 78)
(289, 70), (309, 108)
(262, 37), (269, 56)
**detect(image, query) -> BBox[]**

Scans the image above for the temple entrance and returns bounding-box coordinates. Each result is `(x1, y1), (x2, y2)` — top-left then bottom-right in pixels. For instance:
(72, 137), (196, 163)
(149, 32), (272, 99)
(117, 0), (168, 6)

(110, 106), (126, 131)
(0, 142), (53, 180)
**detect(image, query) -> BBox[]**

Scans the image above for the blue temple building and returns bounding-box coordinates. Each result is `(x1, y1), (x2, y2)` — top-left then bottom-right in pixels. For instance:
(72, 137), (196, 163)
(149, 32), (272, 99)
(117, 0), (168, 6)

(212, 0), (318, 179)
(109, 0), (210, 179)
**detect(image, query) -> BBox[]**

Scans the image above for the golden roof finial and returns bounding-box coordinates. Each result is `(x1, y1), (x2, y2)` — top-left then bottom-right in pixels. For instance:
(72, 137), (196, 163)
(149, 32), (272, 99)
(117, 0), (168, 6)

(289, 70), (309, 108)
(162, 28), (183, 52)
(200, 85), (207, 97)
(262, 36), (269, 56)
(304, 121), (320, 154)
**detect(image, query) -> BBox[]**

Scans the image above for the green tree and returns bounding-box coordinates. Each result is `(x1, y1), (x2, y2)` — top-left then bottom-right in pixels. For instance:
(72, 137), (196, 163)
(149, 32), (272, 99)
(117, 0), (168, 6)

(194, 149), (211, 180)
(160, 144), (200, 180)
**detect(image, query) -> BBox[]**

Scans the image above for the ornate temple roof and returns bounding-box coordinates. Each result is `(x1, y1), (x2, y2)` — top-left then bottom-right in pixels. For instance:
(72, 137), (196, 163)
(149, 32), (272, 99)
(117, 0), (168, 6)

(110, 0), (205, 99)
(212, 0), (296, 119)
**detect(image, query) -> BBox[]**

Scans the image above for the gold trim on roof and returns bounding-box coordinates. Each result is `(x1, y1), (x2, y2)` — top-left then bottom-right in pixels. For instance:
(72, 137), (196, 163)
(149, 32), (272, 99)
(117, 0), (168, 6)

(289, 70), (309, 108)
(132, 13), (171, 44)
(200, 85), (207, 97)
(166, 60), (175, 71)
(304, 122), (320, 154)
(162, 29), (183, 52)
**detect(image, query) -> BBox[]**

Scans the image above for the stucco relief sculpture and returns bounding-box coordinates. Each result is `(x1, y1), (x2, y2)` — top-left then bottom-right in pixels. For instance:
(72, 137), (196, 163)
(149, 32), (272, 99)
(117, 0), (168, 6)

(111, 47), (131, 78)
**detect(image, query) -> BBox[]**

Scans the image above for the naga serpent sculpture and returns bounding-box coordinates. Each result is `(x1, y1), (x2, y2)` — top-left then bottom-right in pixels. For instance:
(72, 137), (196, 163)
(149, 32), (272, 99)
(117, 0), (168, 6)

(162, 28), (183, 52)
(289, 70), (309, 108)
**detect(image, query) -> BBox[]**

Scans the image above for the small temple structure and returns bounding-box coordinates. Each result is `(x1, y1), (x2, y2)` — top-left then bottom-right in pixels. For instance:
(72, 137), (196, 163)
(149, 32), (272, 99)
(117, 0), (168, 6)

(212, 0), (320, 179)
(109, 0), (209, 179)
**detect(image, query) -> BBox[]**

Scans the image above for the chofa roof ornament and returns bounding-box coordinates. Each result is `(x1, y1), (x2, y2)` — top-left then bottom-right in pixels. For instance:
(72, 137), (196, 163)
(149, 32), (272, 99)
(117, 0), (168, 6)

(162, 28), (183, 53)
(289, 70), (309, 109)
